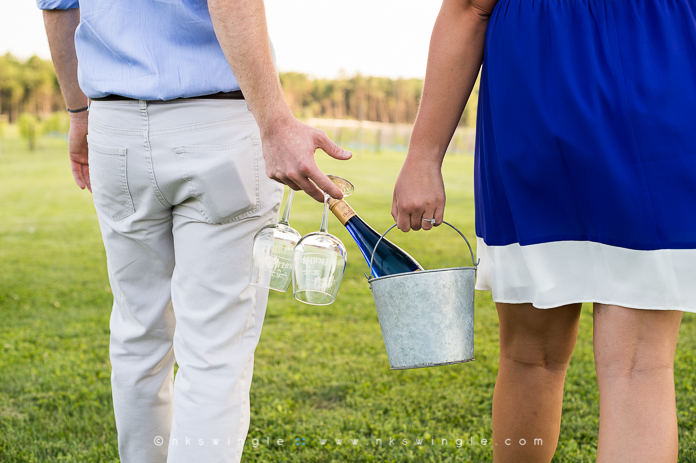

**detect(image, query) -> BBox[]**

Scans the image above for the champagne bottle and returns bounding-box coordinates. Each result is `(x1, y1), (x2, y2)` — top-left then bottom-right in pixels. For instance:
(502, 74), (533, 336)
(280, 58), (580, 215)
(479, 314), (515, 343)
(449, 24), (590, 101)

(329, 199), (424, 278)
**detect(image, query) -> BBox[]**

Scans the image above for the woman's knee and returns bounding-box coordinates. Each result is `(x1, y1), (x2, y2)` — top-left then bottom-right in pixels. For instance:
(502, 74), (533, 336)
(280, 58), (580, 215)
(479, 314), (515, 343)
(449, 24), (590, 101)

(497, 302), (582, 372)
(593, 303), (682, 381)
(500, 349), (573, 375)
(595, 354), (673, 384)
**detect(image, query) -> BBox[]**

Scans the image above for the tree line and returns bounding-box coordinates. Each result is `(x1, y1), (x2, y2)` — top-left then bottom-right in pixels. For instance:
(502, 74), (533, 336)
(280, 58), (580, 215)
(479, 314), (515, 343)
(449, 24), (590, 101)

(280, 72), (477, 127)
(0, 54), (64, 123)
(0, 53), (478, 127)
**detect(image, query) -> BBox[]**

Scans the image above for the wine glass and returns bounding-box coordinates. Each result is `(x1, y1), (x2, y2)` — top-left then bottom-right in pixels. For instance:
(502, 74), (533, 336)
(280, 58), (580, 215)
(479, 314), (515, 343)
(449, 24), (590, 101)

(250, 188), (302, 292)
(327, 174), (354, 197)
(292, 176), (353, 305)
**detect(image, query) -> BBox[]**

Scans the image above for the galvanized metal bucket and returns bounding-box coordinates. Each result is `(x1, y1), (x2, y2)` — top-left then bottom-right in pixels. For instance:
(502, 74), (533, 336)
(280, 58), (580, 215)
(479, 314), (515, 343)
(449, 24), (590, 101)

(368, 222), (478, 370)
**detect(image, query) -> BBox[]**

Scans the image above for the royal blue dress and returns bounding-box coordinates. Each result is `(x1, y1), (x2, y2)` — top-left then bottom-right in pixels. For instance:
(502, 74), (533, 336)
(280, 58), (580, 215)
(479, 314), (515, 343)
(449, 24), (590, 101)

(474, 0), (696, 311)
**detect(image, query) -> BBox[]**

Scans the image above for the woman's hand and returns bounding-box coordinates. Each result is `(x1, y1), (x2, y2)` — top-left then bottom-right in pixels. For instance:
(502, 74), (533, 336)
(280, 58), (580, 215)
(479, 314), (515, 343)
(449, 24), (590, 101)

(391, 157), (445, 232)
(391, 0), (492, 231)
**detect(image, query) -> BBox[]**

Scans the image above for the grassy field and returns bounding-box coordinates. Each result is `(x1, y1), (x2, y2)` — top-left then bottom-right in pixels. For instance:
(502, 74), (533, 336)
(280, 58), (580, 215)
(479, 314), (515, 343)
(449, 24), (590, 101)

(1, 126), (695, 462)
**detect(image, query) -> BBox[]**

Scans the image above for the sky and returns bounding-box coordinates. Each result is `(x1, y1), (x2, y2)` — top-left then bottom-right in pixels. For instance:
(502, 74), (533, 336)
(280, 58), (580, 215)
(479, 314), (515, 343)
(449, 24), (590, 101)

(0, 0), (441, 79)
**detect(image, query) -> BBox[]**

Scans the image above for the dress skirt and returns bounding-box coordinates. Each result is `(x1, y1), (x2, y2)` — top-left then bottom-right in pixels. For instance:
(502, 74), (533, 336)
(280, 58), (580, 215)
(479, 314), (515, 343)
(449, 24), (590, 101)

(474, 0), (696, 311)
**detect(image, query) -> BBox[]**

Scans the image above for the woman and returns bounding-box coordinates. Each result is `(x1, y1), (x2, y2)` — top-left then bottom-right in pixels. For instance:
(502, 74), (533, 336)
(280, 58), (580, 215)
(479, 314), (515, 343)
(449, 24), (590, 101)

(392, 1), (695, 461)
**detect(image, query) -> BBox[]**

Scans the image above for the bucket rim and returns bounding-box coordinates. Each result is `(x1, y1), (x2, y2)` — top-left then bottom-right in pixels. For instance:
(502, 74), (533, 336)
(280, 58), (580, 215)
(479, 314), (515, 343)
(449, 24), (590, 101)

(369, 222), (479, 278)
(368, 265), (477, 285)
(389, 357), (475, 370)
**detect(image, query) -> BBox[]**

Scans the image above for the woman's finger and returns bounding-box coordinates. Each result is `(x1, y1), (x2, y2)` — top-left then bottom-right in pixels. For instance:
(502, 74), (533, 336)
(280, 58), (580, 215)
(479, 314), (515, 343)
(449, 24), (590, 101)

(433, 204), (445, 226)
(396, 207), (412, 232)
(410, 207), (425, 231)
(421, 205), (438, 231)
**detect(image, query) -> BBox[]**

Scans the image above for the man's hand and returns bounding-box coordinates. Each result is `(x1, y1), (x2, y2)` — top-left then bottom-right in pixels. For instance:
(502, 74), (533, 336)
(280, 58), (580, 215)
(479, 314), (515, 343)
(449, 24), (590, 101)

(392, 156), (445, 232)
(208, 0), (352, 202)
(68, 112), (90, 191)
(261, 115), (351, 202)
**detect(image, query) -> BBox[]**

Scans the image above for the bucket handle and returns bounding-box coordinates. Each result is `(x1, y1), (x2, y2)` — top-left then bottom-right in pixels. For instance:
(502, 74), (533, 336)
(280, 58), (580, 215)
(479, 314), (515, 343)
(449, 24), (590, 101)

(368, 221), (478, 279)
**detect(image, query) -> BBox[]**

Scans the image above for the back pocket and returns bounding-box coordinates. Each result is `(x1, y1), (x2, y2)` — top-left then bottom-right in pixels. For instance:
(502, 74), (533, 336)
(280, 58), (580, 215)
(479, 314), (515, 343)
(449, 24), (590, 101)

(174, 138), (260, 224)
(87, 138), (135, 221)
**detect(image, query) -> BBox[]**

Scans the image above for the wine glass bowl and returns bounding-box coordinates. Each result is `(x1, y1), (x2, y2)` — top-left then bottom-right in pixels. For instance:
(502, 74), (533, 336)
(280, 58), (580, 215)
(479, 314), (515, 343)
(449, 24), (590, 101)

(291, 174), (351, 305)
(292, 231), (347, 305)
(250, 222), (301, 292)
(327, 175), (354, 198)
(250, 189), (301, 292)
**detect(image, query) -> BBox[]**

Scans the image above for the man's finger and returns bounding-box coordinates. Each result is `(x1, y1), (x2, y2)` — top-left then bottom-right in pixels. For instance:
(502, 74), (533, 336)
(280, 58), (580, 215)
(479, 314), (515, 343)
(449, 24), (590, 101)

(308, 167), (344, 200)
(294, 176), (326, 203)
(391, 198), (398, 223)
(283, 178), (302, 191)
(71, 160), (86, 189)
(273, 172), (302, 191)
(316, 132), (352, 160)
(82, 164), (92, 192)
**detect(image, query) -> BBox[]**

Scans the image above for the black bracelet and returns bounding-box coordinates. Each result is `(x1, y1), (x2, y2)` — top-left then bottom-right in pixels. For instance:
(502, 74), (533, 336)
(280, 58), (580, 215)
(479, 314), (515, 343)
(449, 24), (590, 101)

(67, 106), (89, 113)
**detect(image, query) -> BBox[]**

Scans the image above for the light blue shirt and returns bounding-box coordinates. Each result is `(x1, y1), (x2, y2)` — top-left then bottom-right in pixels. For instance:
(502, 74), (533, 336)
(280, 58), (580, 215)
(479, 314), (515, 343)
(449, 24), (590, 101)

(37, 0), (243, 100)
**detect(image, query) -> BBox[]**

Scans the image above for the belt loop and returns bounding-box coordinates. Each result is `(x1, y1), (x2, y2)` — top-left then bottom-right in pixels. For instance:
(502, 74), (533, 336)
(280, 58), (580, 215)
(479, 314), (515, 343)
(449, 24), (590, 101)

(139, 100), (147, 110)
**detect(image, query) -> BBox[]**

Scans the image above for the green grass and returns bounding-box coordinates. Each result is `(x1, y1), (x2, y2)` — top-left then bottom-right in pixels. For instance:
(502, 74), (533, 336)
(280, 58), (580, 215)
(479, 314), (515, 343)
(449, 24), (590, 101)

(1, 126), (695, 462)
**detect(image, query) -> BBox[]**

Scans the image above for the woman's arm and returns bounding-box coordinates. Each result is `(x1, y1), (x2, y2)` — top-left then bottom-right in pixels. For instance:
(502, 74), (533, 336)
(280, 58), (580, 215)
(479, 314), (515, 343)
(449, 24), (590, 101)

(392, 0), (497, 231)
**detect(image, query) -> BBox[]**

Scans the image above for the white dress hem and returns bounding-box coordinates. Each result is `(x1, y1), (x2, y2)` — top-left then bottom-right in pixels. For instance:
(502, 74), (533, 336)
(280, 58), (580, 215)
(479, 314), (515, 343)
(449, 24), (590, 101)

(475, 237), (695, 313)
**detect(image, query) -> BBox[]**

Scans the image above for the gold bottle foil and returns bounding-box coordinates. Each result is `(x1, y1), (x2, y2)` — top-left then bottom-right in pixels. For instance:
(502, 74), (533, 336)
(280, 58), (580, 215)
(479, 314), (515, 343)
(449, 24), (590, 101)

(328, 199), (357, 225)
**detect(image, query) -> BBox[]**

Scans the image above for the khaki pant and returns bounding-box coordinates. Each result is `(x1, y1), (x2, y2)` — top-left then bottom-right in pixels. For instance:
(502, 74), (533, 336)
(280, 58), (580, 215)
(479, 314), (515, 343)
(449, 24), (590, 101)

(87, 98), (283, 463)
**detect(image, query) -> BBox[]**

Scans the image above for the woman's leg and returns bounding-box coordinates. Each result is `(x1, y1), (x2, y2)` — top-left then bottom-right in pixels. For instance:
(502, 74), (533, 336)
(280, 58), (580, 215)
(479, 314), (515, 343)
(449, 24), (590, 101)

(594, 304), (682, 463)
(493, 302), (582, 463)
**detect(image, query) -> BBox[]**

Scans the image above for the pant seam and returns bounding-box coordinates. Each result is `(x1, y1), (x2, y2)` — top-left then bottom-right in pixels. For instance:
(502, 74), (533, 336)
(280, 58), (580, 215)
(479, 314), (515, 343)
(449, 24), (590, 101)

(235, 357), (251, 462)
(140, 100), (174, 208)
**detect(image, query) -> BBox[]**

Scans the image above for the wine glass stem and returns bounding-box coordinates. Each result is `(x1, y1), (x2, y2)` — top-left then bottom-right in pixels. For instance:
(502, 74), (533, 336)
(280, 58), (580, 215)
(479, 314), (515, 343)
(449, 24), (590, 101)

(278, 189), (294, 225)
(319, 195), (330, 233)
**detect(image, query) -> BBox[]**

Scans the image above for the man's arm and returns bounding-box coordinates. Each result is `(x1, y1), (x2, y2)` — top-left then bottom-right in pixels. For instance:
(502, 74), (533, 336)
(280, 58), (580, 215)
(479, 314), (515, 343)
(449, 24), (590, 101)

(391, 0), (497, 231)
(43, 8), (91, 191)
(208, 0), (351, 202)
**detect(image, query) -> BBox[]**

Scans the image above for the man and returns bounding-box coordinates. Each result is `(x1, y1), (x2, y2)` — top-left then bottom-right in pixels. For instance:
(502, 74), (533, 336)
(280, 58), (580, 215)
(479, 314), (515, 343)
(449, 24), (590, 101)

(38, 1), (351, 462)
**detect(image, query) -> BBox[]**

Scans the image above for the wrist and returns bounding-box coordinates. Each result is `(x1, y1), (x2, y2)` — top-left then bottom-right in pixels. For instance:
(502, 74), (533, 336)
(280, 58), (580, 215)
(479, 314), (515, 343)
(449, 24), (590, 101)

(258, 108), (295, 137)
(66, 95), (89, 114)
(69, 110), (89, 125)
(67, 105), (89, 114)
(405, 146), (446, 170)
